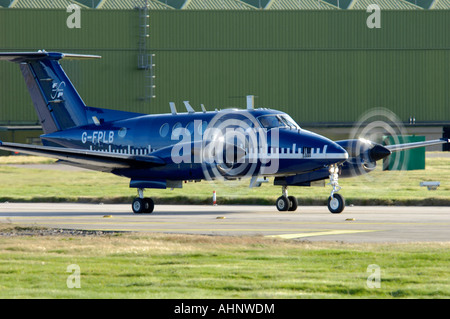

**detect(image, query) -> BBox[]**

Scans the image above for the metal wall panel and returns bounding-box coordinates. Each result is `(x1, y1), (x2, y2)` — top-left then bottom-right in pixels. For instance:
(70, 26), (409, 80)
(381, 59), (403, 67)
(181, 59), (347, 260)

(150, 11), (450, 124)
(0, 9), (449, 126)
(149, 11), (450, 50)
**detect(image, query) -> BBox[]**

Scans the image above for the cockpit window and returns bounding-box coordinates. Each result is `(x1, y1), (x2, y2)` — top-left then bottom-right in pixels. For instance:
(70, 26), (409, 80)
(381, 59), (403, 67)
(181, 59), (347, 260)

(257, 115), (300, 130)
(258, 116), (283, 129)
(280, 115), (300, 129)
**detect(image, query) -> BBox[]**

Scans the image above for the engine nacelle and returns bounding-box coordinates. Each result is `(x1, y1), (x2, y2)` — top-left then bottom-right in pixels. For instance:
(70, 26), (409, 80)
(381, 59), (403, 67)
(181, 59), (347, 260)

(339, 158), (376, 178)
(336, 139), (391, 178)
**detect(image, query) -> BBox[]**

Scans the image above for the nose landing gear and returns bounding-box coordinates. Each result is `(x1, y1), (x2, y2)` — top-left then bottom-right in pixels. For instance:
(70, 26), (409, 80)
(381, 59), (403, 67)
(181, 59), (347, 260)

(276, 186), (298, 212)
(327, 165), (345, 214)
(132, 188), (154, 214)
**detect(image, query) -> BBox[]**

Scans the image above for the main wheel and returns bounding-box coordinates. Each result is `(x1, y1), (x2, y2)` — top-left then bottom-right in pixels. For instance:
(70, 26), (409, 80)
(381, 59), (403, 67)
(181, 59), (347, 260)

(143, 197), (154, 214)
(132, 198), (145, 214)
(276, 196), (289, 211)
(132, 197), (155, 214)
(327, 193), (345, 214)
(288, 196), (298, 212)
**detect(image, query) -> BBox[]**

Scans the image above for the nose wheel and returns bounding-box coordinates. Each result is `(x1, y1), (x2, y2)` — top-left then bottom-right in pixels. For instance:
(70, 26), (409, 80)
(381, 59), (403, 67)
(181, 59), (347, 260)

(327, 165), (345, 214)
(327, 193), (345, 214)
(132, 188), (154, 214)
(276, 186), (298, 212)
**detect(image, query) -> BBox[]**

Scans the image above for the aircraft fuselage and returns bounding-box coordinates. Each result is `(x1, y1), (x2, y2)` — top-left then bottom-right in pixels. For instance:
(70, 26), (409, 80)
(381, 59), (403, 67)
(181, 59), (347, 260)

(39, 108), (348, 183)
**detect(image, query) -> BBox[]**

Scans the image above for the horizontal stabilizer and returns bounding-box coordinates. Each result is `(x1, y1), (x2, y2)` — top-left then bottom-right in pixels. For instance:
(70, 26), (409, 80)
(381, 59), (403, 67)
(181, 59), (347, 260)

(0, 52), (101, 63)
(0, 142), (165, 172)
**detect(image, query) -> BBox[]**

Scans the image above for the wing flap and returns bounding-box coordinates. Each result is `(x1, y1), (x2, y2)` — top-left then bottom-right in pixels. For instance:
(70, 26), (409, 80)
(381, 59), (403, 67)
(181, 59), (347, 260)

(0, 141), (165, 171)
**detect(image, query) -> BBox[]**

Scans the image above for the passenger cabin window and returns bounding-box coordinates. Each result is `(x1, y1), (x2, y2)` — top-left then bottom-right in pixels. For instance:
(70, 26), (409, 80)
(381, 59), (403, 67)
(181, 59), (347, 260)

(172, 122), (182, 133)
(242, 118), (255, 129)
(257, 115), (300, 130)
(159, 123), (169, 137)
(186, 121), (194, 135)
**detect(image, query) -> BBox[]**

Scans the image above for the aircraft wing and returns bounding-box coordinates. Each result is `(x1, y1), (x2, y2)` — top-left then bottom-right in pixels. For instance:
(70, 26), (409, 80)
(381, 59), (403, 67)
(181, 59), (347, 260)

(0, 141), (165, 172)
(385, 138), (449, 152)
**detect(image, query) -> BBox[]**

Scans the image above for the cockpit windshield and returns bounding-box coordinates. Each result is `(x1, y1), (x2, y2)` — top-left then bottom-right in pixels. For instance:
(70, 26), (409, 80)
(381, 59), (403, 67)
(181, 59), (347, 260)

(257, 114), (300, 130)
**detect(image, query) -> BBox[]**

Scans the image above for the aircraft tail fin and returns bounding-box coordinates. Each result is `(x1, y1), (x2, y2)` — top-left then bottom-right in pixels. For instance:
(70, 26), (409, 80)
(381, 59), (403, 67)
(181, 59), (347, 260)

(0, 51), (101, 134)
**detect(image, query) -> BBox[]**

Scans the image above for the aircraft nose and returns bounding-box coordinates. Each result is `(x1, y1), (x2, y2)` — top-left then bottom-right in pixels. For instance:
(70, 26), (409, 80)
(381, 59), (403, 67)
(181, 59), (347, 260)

(296, 129), (348, 164)
(326, 141), (349, 161)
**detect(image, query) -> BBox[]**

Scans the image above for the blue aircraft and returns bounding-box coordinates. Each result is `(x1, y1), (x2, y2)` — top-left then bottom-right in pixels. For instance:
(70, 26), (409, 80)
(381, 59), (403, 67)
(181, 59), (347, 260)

(0, 52), (448, 214)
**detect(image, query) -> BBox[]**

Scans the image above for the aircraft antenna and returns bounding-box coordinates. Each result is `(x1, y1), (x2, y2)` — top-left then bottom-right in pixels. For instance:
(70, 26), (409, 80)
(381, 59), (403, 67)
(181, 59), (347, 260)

(246, 95), (255, 110)
(183, 101), (195, 114)
(169, 102), (177, 115)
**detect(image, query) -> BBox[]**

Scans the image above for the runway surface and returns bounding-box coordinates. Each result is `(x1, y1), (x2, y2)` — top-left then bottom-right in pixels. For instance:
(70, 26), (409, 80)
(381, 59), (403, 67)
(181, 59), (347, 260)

(0, 203), (449, 243)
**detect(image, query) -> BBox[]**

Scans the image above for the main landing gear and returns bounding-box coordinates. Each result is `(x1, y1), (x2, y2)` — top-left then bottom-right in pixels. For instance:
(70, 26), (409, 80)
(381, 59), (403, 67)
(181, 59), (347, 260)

(132, 188), (154, 214)
(327, 165), (345, 214)
(276, 186), (298, 212)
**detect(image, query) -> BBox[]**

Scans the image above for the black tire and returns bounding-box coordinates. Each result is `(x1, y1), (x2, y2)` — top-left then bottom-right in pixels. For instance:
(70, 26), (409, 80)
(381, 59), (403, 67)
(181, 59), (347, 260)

(143, 197), (154, 214)
(132, 198), (145, 214)
(276, 196), (289, 211)
(288, 196), (298, 211)
(327, 193), (345, 214)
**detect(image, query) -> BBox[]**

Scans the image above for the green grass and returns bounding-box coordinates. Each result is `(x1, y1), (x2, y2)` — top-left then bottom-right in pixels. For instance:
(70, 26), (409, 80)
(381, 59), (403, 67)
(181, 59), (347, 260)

(0, 155), (449, 205)
(0, 231), (448, 298)
(0, 156), (56, 165)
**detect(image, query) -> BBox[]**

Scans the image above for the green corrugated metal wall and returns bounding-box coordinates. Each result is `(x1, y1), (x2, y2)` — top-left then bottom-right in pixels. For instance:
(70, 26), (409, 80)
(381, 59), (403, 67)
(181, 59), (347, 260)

(0, 9), (449, 125)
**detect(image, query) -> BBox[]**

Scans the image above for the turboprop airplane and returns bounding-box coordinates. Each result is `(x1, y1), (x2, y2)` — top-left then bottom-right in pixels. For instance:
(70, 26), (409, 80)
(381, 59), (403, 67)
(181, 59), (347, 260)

(0, 51), (448, 214)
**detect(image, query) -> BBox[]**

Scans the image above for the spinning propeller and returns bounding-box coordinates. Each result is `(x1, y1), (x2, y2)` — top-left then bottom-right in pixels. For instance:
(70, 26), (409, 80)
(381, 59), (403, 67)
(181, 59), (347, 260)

(337, 108), (407, 177)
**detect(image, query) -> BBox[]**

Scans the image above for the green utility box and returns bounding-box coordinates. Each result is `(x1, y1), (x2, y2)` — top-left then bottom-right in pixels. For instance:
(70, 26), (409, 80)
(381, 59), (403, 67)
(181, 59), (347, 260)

(383, 135), (426, 171)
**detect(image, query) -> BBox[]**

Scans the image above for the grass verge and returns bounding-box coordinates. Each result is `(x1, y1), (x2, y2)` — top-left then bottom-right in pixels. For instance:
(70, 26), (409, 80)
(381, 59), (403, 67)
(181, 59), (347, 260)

(0, 227), (449, 298)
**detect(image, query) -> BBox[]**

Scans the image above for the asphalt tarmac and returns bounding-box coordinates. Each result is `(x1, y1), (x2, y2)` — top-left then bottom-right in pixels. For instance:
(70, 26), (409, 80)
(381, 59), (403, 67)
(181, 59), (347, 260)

(0, 203), (449, 243)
